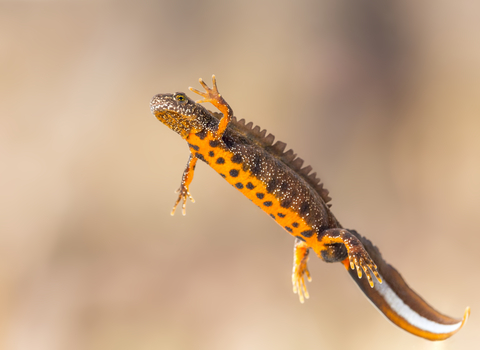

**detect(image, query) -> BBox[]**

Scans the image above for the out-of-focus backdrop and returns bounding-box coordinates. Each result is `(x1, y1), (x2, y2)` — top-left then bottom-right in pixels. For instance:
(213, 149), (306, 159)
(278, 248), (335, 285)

(1, 1), (479, 349)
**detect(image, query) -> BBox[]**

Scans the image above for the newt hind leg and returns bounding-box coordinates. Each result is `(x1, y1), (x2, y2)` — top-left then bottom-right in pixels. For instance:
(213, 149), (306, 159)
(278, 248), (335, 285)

(189, 75), (233, 140)
(319, 228), (382, 287)
(292, 238), (312, 303)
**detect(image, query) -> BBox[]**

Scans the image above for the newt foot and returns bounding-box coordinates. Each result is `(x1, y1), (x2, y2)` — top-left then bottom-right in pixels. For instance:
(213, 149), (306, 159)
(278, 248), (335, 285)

(189, 75), (223, 106)
(292, 258), (311, 303)
(346, 246), (382, 288)
(171, 187), (195, 216)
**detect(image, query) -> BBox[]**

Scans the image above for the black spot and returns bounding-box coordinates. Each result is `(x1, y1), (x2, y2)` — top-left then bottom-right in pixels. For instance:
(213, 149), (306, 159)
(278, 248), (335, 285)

(284, 226), (293, 233)
(301, 230), (314, 238)
(188, 143), (199, 151)
(292, 222), (299, 228)
(280, 181), (289, 191)
(209, 140), (219, 148)
(208, 151), (214, 157)
(263, 201), (272, 207)
(216, 157), (225, 164)
(229, 169), (239, 177)
(246, 182), (255, 190)
(251, 154), (262, 176)
(195, 153), (206, 162)
(300, 202), (310, 215)
(277, 213), (286, 218)
(280, 199), (291, 208)
(270, 214), (276, 220)
(231, 154), (243, 164)
(267, 179), (277, 193)
(235, 182), (244, 189)
(195, 130), (207, 140)
(220, 173), (226, 178)
(256, 193), (264, 200)
(295, 236), (306, 242)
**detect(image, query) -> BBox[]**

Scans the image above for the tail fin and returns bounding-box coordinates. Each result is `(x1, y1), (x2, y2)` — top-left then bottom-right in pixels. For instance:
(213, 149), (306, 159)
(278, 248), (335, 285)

(344, 230), (469, 341)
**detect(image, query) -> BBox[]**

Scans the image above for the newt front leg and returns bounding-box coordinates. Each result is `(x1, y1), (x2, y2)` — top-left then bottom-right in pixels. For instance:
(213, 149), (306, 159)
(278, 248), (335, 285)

(189, 75), (233, 140)
(171, 153), (197, 216)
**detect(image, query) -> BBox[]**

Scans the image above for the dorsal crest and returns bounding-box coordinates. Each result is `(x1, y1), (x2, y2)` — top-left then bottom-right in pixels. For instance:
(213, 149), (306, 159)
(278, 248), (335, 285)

(210, 112), (332, 205)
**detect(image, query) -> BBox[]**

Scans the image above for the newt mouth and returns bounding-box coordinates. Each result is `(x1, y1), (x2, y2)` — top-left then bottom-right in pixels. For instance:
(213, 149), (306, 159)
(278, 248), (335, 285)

(149, 94), (168, 113)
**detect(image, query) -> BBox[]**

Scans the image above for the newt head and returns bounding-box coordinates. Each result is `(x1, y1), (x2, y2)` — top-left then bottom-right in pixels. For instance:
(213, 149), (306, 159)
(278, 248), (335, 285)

(150, 92), (217, 139)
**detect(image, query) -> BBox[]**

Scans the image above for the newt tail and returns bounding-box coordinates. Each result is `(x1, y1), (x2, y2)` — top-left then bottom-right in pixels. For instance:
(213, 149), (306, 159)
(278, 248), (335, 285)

(150, 75), (469, 340)
(346, 230), (469, 341)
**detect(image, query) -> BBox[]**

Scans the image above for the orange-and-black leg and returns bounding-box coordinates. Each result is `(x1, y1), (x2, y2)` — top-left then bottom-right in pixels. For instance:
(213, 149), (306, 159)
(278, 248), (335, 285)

(189, 75), (233, 140)
(292, 238), (311, 303)
(171, 153), (197, 216)
(319, 228), (382, 287)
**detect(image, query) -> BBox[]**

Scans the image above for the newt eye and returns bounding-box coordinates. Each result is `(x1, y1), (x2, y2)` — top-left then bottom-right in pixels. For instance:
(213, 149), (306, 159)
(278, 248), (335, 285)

(175, 94), (186, 102)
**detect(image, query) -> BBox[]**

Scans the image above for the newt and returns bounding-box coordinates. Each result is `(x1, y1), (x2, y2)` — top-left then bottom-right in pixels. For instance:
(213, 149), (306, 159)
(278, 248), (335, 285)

(150, 76), (470, 341)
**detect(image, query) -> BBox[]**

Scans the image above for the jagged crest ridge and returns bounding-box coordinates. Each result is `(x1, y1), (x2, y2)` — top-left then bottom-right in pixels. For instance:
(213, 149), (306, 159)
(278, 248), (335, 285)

(211, 112), (331, 205)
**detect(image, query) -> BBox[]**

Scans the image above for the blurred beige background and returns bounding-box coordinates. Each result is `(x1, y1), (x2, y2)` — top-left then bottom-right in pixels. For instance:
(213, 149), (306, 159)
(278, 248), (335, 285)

(1, 0), (479, 349)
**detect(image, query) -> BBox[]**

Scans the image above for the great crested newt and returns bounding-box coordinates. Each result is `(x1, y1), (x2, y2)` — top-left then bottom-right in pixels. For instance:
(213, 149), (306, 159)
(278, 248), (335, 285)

(150, 76), (469, 341)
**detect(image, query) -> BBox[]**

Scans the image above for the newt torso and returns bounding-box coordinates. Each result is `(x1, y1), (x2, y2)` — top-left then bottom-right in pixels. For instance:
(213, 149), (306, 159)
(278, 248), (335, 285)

(186, 116), (344, 260)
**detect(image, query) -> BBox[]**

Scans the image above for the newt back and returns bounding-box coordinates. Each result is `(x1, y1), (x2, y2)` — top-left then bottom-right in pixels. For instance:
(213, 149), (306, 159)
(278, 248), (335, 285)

(187, 113), (339, 243)
(225, 114), (331, 205)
